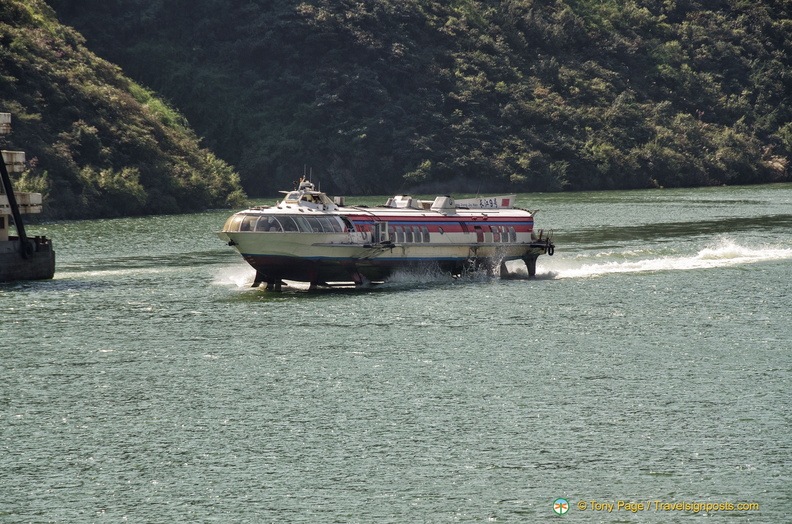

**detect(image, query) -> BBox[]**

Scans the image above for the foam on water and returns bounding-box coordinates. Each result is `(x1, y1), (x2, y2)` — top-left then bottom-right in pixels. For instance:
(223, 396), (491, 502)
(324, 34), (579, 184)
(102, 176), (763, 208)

(384, 264), (452, 284)
(212, 264), (256, 288)
(54, 266), (183, 279)
(548, 238), (792, 279)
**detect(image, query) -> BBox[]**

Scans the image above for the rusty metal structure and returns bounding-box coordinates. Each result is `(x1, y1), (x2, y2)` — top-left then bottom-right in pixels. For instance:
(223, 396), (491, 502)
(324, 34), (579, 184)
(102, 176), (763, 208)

(0, 113), (55, 282)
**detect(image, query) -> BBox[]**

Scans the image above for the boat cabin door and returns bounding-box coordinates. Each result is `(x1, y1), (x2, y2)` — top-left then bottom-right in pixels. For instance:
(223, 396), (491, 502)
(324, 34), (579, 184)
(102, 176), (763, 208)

(373, 221), (389, 243)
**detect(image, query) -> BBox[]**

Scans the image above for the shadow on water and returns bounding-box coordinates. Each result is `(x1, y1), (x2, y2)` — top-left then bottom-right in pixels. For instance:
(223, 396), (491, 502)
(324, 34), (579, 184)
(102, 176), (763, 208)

(0, 278), (112, 294)
(221, 285), (381, 303)
(221, 280), (461, 302)
(557, 214), (792, 246)
(216, 266), (544, 301)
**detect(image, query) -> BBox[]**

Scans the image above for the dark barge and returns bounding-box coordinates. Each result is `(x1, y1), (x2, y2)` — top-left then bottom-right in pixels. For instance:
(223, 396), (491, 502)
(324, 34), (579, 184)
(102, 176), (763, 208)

(1, 113), (55, 282)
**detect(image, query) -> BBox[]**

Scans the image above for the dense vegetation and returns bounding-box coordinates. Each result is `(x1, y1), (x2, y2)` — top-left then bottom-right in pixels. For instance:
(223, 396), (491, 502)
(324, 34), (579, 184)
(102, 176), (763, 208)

(45, 0), (792, 198)
(1, 0), (246, 219)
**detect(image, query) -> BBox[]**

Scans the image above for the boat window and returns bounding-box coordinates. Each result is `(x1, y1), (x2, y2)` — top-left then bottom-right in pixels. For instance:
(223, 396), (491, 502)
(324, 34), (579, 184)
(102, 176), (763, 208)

(422, 226), (430, 242)
(313, 216), (330, 232)
(340, 216), (355, 232)
(492, 225), (500, 242)
(319, 194), (334, 205)
(317, 216), (340, 233)
(240, 215), (258, 232)
(280, 216), (299, 232)
(474, 225), (484, 242)
(405, 227), (414, 243)
(393, 225), (404, 243)
(305, 216), (326, 232)
(225, 215), (245, 232)
(293, 215), (313, 232)
(508, 226), (516, 242)
(257, 216), (283, 232)
(321, 216), (343, 232)
(284, 192), (301, 203)
(328, 216), (342, 232)
(254, 216), (269, 231)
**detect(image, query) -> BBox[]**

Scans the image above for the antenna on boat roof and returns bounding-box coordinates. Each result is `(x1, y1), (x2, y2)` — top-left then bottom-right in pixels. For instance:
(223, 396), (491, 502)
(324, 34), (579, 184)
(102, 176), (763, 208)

(306, 166), (319, 191)
(303, 165), (315, 183)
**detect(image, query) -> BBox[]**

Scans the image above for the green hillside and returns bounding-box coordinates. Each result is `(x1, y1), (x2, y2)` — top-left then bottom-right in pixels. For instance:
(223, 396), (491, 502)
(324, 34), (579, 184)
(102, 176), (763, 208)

(0, 0), (246, 219)
(46, 0), (792, 197)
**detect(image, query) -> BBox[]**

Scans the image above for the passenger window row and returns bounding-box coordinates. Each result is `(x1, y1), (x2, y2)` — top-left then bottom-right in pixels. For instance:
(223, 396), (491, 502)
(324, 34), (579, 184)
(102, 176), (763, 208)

(388, 225), (431, 243)
(224, 214), (345, 233)
(492, 226), (517, 243)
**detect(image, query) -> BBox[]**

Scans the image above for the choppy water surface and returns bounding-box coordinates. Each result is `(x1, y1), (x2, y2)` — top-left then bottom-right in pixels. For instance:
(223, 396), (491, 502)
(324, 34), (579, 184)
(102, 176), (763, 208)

(2, 184), (790, 522)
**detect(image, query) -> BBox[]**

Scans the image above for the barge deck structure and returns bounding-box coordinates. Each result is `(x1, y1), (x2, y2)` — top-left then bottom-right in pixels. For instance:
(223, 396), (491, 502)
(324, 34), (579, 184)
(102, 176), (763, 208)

(1, 113), (55, 282)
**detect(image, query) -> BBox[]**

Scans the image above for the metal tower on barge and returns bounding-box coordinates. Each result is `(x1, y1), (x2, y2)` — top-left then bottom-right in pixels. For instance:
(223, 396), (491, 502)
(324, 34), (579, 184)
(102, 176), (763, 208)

(0, 113), (55, 282)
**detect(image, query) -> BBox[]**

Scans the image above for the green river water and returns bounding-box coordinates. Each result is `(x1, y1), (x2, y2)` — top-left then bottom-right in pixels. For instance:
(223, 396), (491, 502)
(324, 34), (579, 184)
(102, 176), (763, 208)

(2, 183), (791, 523)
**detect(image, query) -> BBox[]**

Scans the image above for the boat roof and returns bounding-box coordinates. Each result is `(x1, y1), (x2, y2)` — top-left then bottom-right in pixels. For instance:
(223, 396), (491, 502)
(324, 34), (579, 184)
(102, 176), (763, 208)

(241, 178), (532, 218)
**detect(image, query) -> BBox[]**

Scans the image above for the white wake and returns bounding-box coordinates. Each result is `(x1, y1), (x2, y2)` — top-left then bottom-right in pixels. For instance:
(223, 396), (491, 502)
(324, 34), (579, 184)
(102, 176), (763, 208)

(212, 264), (256, 288)
(548, 239), (792, 279)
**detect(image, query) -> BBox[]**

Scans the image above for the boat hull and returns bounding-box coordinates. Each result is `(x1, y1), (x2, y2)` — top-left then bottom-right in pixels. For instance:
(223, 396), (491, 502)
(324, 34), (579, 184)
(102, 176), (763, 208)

(219, 230), (551, 285)
(0, 238), (55, 282)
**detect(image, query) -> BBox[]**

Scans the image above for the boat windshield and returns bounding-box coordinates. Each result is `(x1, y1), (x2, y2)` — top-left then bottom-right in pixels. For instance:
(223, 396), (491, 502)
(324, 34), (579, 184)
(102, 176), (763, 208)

(224, 214), (346, 233)
(283, 191), (332, 205)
